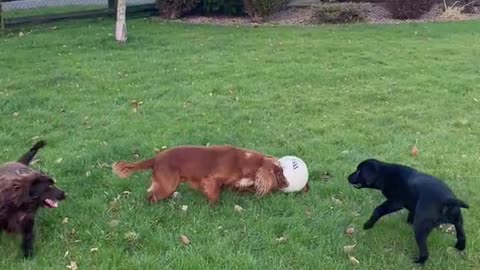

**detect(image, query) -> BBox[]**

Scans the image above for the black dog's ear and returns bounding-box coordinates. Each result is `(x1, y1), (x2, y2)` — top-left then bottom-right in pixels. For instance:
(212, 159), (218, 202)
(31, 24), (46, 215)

(361, 161), (379, 186)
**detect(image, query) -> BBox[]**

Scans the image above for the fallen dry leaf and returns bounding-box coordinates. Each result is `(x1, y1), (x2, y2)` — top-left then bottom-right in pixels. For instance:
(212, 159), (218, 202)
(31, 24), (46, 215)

(64, 250), (69, 258)
(90, 247), (99, 253)
(343, 243), (357, 254)
(180, 234), (190, 245)
(332, 196), (343, 206)
(109, 219), (120, 228)
(124, 231), (139, 242)
(345, 227), (355, 236)
(122, 191), (132, 196)
(62, 217), (69, 224)
(85, 171), (91, 177)
(172, 192), (181, 198)
(181, 205), (188, 211)
(349, 256), (360, 266)
(13, 112), (20, 117)
(305, 209), (313, 217)
(66, 261), (78, 270)
(234, 205), (244, 212)
(411, 145), (419, 157)
(55, 158), (63, 164)
(275, 236), (288, 243)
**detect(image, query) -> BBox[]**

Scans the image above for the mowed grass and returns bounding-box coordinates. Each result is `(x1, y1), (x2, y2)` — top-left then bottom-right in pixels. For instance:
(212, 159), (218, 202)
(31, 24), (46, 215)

(1, 18), (480, 270)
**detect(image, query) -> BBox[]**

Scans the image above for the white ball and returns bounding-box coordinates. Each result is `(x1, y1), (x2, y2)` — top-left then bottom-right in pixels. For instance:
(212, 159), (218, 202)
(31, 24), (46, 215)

(278, 156), (309, 193)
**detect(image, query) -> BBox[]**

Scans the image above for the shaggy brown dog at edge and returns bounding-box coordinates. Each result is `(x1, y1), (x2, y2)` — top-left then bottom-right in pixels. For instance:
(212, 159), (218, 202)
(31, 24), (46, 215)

(0, 141), (66, 258)
(112, 145), (290, 204)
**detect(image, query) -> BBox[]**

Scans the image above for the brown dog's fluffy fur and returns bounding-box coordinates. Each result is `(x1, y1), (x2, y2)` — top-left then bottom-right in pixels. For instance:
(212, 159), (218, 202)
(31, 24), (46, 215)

(112, 145), (289, 204)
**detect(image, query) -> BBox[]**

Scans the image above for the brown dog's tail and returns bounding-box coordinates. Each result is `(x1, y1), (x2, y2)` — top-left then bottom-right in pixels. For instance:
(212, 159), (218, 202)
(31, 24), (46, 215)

(112, 158), (155, 179)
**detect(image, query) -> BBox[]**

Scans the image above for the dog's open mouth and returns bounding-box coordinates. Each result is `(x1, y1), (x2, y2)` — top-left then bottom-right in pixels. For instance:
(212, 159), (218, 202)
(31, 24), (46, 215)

(43, 198), (59, 208)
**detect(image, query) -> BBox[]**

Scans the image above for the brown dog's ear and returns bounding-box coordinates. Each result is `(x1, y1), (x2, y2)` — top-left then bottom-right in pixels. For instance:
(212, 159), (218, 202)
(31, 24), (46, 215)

(273, 165), (288, 190)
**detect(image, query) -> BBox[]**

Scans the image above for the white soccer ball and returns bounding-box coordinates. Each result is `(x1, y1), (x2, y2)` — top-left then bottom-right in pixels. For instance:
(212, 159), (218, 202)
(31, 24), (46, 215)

(278, 156), (309, 193)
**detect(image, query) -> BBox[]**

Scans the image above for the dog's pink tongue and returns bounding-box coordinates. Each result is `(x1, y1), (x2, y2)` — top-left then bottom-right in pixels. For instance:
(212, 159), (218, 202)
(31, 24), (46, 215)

(44, 199), (58, 208)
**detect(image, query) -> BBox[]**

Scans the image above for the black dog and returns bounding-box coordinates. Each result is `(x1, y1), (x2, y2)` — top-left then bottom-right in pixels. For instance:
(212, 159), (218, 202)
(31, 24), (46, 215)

(348, 159), (469, 264)
(0, 141), (66, 258)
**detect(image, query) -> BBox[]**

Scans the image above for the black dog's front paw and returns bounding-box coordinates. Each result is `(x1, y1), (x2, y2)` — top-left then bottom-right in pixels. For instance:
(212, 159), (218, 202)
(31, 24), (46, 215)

(455, 240), (466, 251)
(413, 256), (428, 264)
(23, 250), (34, 259)
(363, 221), (374, 230)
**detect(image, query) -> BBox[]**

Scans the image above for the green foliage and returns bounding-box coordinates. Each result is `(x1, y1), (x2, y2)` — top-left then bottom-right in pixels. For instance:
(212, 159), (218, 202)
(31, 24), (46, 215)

(386, 0), (436, 19)
(156, 0), (201, 19)
(242, 0), (288, 21)
(198, 0), (244, 16)
(312, 3), (370, 24)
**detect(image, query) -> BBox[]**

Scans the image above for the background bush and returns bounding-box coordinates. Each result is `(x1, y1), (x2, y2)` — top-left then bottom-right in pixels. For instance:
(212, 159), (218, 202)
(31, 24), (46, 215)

(385, 0), (436, 19)
(312, 3), (370, 23)
(196, 0), (244, 16)
(242, 0), (289, 21)
(156, 0), (201, 19)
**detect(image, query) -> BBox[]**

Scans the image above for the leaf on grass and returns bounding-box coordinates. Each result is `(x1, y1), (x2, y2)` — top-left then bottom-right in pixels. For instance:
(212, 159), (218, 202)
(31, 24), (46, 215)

(181, 205), (188, 211)
(62, 217), (69, 224)
(55, 158), (63, 164)
(275, 236), (288, 243)
(66, 261), (78, 270)
(332, 196), (343, 206)
(13, 112), (20, 117)
(234, 205), (244, 212)
(172, 192), (181, 199)
(180, 234), (190, 245)
(411, 145), (419, 157)
(345, 227), (355, 237)
(349, 256), (360, 266)
(343, 243), (356, 254)
(90, 247), (99, 253)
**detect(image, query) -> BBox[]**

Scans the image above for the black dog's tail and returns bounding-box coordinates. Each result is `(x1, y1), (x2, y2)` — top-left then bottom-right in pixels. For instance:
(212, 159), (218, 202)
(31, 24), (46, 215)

(443, 198), (469, 209)
(17, 140), (46, 165)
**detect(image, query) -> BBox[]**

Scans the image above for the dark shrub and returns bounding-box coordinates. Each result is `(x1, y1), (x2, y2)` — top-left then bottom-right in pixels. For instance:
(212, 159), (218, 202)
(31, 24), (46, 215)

(385, 0), (436, 19)
(242, 0), (289, 22)
(312, 3), (370, 24)
(197, 0), (244, 16)
(156, 0), (202, 19)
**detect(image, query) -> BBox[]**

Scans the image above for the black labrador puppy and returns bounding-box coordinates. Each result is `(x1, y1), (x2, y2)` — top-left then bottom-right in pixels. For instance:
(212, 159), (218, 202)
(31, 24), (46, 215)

(0, 141), (66, 258)
(348, 159), (469, 264)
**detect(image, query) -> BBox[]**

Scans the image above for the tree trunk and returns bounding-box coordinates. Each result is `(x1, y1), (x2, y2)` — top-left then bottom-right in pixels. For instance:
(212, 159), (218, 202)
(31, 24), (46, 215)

(115, 0), (127, 44)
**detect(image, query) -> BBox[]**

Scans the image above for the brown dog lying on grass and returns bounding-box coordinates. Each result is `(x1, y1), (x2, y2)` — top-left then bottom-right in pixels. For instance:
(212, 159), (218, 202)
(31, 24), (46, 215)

(0, 141), (66, 258)
(112, 145), (289, 204)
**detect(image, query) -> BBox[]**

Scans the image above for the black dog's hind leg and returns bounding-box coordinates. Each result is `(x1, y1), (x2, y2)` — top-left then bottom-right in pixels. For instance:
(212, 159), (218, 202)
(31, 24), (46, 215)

(407, 211), (415, 224)
(452, 209), (466, 251)
(17, 141), (46, 165)
(364, 200), (403, 230)
(413, 219), (434, 264)
(21, 219), (35, 258)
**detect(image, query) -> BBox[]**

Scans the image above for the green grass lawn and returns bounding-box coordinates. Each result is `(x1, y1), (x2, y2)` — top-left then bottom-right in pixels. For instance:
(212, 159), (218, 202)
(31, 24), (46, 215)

(1, 18), (480, 269)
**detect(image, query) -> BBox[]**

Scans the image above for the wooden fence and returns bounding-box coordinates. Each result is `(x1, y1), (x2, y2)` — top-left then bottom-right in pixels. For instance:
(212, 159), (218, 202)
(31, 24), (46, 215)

(0, 0), (157, 30)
